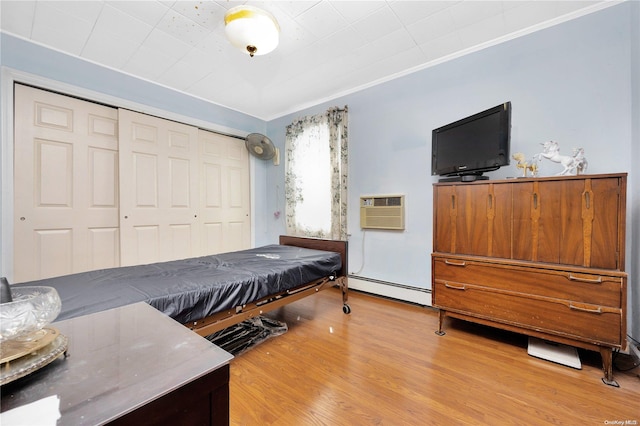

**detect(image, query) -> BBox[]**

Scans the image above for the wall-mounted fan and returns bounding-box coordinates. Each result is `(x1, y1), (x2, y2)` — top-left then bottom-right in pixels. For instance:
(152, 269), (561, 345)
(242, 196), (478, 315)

(245, 133), (276, 161)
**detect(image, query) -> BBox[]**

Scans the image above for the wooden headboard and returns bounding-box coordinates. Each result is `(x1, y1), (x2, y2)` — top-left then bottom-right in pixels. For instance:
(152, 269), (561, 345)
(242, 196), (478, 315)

(279, 235), (348, 279)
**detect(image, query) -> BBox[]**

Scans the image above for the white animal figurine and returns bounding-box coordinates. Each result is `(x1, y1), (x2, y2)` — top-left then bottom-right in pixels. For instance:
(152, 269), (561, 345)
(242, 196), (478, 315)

(535, 141), (578, 176)
(572, 147), (588, 175)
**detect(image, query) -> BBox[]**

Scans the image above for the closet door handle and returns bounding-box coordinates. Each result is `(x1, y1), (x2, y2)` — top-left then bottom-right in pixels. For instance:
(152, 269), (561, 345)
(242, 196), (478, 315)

(568, 274), (602, 284)
(444, 260), (466, 267)
(569, 303), (602, 314)
(444, 282), (466, 290)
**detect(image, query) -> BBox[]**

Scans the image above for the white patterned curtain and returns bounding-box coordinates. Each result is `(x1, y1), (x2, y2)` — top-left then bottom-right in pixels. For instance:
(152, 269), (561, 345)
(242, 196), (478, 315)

(285, 106), (348, 240)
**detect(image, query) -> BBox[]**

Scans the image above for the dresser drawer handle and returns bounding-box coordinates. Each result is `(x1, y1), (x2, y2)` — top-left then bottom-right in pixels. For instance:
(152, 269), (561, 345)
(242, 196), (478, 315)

(444, 260), (466, 267)
(568, 274), (602, 284)
(569, 303), (602, 314)
(444, 282), (466, 290)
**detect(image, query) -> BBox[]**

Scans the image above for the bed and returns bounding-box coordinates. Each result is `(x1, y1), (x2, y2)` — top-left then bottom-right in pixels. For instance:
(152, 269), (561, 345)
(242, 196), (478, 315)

(13, 236), (349, 337)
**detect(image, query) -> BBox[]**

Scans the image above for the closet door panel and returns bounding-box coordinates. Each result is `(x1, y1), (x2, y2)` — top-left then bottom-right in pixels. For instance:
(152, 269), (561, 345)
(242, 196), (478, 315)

(35, 229), (72, 279)
(119, 109), (199, 266)
(226, 222), (246, 252)
(203, 163), (222, 206)
(14, 84), (119, 282)
(89, 148), (118, 208)
(88, 227), (120, 270)
(169, 224), (193, 260)
(203, 223), (224, 254)
(169, 157), (192, 207)
(198, 130), (250, 255)
(133, 153), (159, 207)
(36, 139), (73, 206)
(132, 225), (160, 265)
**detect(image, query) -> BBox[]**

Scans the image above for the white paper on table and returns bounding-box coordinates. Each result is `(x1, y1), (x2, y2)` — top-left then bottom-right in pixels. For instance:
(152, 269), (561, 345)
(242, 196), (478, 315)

(0, 395), (61, 425)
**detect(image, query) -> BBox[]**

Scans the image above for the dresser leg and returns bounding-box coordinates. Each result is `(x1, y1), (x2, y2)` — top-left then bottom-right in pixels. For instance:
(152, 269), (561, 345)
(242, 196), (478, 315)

(435, 310), (446, 336)
(599, 347), (619, 387)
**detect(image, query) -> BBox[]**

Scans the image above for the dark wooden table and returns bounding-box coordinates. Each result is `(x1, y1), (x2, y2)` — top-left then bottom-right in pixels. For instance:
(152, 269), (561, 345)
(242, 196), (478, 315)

(1, 302), (233, 425)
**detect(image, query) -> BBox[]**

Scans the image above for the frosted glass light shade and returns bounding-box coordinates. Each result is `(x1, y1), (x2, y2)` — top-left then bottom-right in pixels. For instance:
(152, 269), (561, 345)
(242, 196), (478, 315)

(224, 6), (280, 57)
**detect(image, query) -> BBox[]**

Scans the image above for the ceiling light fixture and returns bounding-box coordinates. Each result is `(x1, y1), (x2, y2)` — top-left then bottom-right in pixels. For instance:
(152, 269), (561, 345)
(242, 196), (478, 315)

(224, 6), (280, 57)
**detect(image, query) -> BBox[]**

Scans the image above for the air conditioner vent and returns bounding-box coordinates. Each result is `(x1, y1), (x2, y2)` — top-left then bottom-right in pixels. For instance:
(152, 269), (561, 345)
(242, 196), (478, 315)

(360, 195), (405, 230)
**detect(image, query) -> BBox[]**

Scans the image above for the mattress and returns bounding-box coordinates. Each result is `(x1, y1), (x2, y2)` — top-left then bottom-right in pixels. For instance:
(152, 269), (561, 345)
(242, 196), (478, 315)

(14, 244), (342, 323)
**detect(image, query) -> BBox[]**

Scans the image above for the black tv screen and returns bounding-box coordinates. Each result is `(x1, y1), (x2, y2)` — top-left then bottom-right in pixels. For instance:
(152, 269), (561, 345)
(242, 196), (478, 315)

(431, 102), (511, 181)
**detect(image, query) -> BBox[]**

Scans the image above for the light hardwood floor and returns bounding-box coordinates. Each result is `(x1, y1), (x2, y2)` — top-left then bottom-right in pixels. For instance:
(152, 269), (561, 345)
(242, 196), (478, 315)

(229, 287), (640, 425)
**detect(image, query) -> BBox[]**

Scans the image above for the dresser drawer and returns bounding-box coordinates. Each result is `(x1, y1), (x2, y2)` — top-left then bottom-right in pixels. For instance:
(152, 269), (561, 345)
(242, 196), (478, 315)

(433, 281), (622, 346)
(433, 256), (622, 308)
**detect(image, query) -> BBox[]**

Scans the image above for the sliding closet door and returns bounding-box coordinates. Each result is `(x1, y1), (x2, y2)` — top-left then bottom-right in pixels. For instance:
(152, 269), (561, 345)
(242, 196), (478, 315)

(14, 84), (120, 282)
(199, 129), (251, 254)
(14, 86), (251, 279)
(118, 109), (199, 266)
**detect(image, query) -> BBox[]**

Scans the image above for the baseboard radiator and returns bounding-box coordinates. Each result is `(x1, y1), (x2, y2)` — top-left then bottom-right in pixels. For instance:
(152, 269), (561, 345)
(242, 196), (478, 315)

(347, 275), (432, 306)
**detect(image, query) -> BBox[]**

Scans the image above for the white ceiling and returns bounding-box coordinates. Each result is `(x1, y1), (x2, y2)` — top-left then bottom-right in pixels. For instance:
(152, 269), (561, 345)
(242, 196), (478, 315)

(0, 1), (615, 120)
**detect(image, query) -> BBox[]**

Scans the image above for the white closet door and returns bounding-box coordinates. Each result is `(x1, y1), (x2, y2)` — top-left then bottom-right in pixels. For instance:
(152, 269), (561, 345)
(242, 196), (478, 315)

(14, 84), (119, 282)
(199, 129), (251, 254)
(118, 109), (199, 266)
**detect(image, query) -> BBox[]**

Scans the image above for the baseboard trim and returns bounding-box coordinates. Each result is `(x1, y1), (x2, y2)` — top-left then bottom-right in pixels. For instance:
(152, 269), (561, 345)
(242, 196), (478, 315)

(347, 276), (431, 306)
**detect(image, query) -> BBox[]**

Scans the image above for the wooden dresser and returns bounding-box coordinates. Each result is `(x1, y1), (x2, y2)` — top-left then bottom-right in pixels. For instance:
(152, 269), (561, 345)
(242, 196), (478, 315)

(432, 173), (627, 385)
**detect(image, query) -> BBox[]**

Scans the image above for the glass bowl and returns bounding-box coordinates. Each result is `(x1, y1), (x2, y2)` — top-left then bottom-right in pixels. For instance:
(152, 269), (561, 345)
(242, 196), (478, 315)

(0, 286), (62, 341)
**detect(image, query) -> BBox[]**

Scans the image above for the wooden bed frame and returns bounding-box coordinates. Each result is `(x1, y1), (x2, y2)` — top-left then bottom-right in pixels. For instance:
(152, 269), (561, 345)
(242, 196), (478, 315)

(184, 236), (350, 337)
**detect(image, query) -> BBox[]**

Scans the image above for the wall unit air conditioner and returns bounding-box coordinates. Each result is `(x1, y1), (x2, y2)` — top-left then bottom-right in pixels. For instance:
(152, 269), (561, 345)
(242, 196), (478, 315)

(360, 195), (405, 230)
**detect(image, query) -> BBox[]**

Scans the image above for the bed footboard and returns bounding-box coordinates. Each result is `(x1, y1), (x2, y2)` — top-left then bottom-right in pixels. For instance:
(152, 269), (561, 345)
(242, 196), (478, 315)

(279, 235), (349, 312)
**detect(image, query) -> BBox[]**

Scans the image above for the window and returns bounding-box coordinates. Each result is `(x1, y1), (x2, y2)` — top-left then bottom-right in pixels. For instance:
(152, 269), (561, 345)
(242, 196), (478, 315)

(285, 107), (348, 240)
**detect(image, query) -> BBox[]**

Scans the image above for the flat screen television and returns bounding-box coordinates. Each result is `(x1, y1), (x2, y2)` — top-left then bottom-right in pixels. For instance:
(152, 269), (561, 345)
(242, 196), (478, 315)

(431, 102), (511, 182)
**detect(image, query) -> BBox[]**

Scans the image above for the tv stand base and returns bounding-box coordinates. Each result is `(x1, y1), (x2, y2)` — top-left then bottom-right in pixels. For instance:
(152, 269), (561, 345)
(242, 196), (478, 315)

(438, 175), (489, 182)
